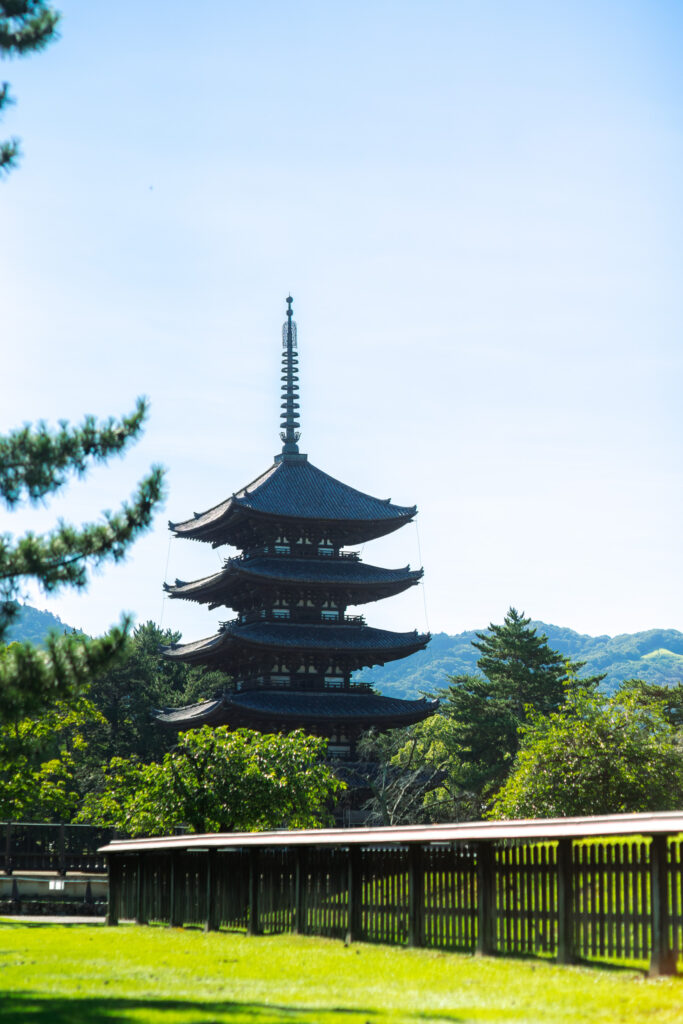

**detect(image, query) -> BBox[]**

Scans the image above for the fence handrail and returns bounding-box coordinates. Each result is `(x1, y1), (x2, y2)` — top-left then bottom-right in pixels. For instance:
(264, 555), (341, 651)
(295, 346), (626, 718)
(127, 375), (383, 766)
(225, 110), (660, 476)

(99, 810), (683, 854)
(104, 816), (683, 976)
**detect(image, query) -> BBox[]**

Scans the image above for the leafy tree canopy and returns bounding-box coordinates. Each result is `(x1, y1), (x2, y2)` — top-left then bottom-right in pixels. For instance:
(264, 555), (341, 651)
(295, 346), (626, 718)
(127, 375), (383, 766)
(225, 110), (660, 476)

(1, 1), (60, 173)
(0, 399), (164, 725)
(488, 679), (683, 819)
(0, 677), (103, 821)
(79, 726), (345, 836)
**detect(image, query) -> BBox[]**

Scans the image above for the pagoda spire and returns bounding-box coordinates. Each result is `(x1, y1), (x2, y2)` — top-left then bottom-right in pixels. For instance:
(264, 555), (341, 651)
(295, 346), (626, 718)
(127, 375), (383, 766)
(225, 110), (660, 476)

(276, 295), (306, 462)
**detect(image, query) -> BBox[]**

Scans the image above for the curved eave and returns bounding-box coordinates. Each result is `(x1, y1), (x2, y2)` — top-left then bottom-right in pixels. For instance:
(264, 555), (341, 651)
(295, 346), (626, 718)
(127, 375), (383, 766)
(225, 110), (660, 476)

(162, 623), (431, 668)
(168, 459), (418, 547)
(154, 693), (438, 729)
(170, 505), (416, 547)
(164, 562), (424, 609)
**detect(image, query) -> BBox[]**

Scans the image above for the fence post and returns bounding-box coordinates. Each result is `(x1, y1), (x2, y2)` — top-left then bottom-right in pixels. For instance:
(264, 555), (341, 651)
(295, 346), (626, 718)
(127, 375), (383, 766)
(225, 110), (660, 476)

(649, 834), (676, 976)
(294, 847), (307, 935)
(475, 841), (495, 956)
(5, 821), (12, 875)
(169, 851), (183, 927)
(556, 838), (574, 964)
(136, 853), (147, 925)
(248, 847), (261, 935)
(205, 848), (219, 932)
(346, 846), (362, 944)
(58, 822), (66, 876)
(106, 855), (119, 926)
(407, 844), (425, 947)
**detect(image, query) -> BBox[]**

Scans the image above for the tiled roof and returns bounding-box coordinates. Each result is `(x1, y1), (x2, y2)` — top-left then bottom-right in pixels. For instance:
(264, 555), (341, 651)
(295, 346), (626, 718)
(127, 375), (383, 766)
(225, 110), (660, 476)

(165, 557), (423, 602)
(170, 458), (416, 540)
(163, 621), (430, 661)
(154, 691), (438, 726)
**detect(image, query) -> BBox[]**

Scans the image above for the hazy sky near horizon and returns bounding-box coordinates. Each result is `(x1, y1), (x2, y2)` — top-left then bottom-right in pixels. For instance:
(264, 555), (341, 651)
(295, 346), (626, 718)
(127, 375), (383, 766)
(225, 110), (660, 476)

(2, 1), (682, 644)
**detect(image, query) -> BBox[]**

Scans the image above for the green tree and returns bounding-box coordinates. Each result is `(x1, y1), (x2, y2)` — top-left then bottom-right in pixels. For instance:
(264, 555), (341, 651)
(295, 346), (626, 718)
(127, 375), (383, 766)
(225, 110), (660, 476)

(0, 682), (103, 820)
(79, 727), (344, 836)
(618, 677), (683, 729)
(0, 399), (164, 725)
(488, 681), (683, 819)
(80, 621), (228, 773)
(357, 716), (476, 825)
(1, 1), (60, 174)
(441, 608), (602, 804)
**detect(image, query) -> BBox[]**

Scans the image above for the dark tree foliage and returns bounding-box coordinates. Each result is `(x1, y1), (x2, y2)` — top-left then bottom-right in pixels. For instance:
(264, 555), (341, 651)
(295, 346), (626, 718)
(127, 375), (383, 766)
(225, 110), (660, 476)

(0, 1), (60, 174)
(0, 399), (164, 724)
(355, 727), (448, 826)
(80, 621), (232, 774)
(441, 607), (603, 803)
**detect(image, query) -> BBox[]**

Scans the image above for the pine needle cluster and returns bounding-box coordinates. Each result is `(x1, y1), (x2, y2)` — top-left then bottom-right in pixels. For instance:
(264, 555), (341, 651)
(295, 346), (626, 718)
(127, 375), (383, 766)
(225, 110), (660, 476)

(0, 1), (60, 173)
(0, 399), (164, 724)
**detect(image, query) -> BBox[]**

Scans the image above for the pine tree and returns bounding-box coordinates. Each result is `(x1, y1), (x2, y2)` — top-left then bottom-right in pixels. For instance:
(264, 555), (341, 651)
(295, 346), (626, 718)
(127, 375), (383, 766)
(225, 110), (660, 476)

(1, 1), (60, 174)
(0, 398), (164, 724)
(473, 607), (570, 719)
(442, 607), (603, 804)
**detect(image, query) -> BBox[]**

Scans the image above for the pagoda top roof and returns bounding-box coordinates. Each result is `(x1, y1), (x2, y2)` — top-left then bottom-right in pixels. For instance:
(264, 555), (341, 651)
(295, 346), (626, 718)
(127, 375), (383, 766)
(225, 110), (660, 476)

(166, 556), (423, 601)
(163, 620), (430, 665)
(169, 458), (417, 546)
(154, 691), (438, 727)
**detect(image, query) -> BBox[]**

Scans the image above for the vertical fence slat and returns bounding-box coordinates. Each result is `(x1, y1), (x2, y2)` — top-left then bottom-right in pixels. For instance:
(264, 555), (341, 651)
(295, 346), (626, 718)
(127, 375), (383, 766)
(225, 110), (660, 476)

(650, 834), (676, 976)
(101, 825), (683, 975)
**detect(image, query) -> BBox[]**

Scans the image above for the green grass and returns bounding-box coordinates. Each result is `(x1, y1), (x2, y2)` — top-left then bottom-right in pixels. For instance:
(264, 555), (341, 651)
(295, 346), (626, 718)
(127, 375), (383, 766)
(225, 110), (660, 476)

(0, 921), (681, 1024)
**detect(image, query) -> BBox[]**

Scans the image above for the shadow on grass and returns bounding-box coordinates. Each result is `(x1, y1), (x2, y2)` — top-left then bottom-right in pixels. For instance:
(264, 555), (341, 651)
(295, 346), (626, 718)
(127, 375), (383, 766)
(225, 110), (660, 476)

(0, 994), (466, 1024)
(0, 920), (105, 928)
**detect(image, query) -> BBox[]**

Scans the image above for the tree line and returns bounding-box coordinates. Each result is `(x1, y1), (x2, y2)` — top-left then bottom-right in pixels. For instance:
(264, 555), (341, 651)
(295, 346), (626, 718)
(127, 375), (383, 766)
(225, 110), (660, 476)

(358, 608), (683, 825)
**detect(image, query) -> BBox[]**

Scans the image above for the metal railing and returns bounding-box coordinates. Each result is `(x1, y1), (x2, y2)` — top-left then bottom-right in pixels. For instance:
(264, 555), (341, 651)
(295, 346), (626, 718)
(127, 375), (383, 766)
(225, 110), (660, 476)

(102, 812), (683, 976)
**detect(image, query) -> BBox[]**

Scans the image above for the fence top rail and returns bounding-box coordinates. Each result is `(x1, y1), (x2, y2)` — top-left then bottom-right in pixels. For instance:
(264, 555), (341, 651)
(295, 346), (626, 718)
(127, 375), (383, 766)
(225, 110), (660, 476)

(98, 811), (683, 855)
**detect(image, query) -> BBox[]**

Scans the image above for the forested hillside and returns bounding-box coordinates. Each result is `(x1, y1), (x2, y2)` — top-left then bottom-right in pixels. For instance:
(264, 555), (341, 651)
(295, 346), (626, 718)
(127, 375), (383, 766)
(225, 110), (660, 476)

(9, 605), (683, 698)
(355, 622), (683, 697)
(6, 605), (80, 646)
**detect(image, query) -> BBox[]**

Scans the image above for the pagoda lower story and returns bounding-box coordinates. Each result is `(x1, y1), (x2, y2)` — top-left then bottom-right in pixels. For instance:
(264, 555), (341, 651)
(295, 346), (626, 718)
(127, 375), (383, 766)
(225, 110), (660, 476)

(155, 297), (434, 758)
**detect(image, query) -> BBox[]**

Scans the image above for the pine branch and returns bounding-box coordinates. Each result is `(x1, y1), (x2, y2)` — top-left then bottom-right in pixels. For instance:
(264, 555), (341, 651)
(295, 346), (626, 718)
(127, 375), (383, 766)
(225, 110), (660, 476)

(0, 466), (165, 640)
(0, 2), (60, 56)
(0, 3), (59, 174)
(0, 620), (130, 725)
(0, 399), (150, 506)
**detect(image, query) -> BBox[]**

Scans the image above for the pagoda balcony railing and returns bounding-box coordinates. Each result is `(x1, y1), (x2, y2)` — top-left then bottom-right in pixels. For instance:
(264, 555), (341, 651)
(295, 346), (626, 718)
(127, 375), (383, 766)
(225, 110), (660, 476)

(228, 549), (361, 565)
(224, 613), (367, 628)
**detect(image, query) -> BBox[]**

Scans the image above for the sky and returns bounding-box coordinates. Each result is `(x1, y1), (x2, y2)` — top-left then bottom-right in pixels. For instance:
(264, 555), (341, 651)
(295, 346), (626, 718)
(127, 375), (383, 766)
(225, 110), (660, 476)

(2, 0), (682, 645)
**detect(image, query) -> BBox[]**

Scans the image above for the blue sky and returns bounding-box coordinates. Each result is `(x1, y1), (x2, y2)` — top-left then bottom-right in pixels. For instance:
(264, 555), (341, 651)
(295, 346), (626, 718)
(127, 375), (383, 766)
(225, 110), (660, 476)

(2, 1), (682, 644)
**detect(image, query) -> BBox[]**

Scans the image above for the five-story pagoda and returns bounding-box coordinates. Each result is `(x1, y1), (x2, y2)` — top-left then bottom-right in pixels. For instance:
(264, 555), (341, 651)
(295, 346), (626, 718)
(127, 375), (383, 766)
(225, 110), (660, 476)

(156, 298), (434, 758)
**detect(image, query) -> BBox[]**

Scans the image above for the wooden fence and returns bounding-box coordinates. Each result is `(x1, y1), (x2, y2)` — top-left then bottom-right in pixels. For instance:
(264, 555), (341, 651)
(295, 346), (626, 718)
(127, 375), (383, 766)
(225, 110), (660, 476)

(101, 812), (683, 976)
(1, 822), (112, 874)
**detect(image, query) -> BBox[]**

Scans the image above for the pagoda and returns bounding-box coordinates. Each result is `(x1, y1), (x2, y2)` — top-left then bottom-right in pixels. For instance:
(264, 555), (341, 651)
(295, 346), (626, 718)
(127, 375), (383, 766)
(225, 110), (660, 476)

(156, 298), (434, 758)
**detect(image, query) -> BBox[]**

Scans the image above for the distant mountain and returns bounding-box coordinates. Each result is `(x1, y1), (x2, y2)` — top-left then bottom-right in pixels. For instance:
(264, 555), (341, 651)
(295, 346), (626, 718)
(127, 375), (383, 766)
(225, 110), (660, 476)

(5, 605), (79, 646)
(7, 606), (683, 698)
(355, 622), (683, 698)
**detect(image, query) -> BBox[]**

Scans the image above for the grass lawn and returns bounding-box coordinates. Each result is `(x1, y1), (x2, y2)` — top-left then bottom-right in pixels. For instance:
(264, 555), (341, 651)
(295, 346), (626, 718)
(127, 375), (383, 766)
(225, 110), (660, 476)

(0, 920), (681, 1024)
